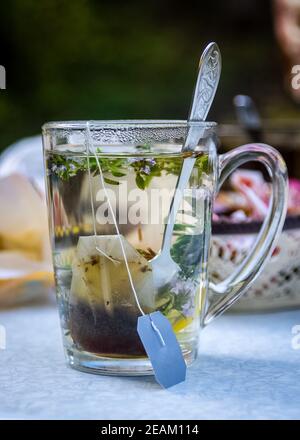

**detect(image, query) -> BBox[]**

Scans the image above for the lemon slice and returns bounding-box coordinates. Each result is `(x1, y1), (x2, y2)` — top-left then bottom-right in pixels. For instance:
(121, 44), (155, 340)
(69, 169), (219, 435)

(165, 308), (193, 332)
(173, 316), (193, 333)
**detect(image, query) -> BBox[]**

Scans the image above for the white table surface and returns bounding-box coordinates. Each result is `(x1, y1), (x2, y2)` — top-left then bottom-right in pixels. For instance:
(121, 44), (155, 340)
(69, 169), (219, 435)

(0, 303), (299, 420)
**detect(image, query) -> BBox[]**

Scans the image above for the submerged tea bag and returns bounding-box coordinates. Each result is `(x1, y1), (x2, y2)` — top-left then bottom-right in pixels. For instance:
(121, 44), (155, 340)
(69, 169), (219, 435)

(69, 234), (157, 356)
(71, 121), (187, 383)
(71, 234), (156, 311)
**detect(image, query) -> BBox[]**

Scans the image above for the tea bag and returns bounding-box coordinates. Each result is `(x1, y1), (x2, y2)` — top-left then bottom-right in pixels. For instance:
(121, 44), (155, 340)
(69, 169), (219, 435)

(70, 121), (187, 386)
(137, 312), (187, 388)
(70, 234), (156, 313)
(69, 125), (159, 356)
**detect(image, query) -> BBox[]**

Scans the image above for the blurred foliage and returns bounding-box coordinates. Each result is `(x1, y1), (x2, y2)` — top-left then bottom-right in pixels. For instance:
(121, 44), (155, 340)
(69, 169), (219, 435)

(0, 0), (298, 149)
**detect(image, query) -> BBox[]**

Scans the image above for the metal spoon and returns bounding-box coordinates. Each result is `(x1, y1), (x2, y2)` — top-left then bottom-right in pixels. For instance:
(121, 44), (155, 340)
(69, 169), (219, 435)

(151, 42), (222, 288)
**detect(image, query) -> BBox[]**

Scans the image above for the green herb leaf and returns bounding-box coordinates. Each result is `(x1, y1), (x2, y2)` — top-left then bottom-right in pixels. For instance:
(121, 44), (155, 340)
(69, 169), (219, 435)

(135, 174), (146, 190)
(47, 150), (210, 191)
(103, 177), (120, 185)
(111, 171), (126, 177)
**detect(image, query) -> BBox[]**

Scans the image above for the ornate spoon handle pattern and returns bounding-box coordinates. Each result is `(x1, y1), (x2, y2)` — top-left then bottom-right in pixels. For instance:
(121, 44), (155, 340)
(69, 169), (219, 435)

(189, 42), (222, 122)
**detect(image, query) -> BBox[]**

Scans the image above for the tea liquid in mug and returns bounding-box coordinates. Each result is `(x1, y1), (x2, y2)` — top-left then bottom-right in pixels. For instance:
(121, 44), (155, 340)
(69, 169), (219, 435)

(46, 145), (212, 359)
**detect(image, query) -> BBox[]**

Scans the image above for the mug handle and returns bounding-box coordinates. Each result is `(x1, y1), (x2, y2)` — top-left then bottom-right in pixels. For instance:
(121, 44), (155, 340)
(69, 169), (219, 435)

(204, 143), (288, 326)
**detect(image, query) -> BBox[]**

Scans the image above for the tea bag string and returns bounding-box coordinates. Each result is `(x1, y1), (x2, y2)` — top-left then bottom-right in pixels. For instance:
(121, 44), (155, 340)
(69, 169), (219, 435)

(85, 123), (166, 346)
(85, 121), (145, 317)
(86, 138), (117, 264)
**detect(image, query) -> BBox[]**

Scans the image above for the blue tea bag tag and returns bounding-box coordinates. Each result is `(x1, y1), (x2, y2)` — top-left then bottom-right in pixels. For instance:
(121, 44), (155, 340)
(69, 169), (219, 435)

(137, 311), (187, 388)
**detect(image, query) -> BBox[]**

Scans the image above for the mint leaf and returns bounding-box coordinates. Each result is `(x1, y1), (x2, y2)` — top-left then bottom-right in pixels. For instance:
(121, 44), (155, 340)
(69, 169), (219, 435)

(103, 177), (120, 185)
(135, 174), (146, 190)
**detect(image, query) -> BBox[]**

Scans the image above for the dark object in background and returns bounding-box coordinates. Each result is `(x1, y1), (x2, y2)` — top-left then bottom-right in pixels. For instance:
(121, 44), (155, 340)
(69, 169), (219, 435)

(233, 95), (263, 143)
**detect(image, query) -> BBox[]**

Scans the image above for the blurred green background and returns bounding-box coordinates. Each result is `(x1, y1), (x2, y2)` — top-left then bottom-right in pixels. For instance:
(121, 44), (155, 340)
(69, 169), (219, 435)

(0, 0), (298, 149)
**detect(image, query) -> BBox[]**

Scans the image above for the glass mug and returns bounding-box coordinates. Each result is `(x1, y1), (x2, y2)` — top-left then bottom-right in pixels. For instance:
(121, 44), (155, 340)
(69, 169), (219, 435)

(42, 120), (287, 375)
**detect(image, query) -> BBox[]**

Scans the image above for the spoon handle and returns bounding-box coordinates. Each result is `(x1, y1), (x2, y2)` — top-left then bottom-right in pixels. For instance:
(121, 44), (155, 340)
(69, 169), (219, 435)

(161, 43), (221, 253)
(183, 42), (221, 152)
(188, 43), (221, 122)
(161, 158), (196, 253)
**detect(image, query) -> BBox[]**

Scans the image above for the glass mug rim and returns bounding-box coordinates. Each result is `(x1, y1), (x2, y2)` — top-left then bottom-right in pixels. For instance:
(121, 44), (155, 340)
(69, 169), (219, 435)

(42, 119), (217, 131)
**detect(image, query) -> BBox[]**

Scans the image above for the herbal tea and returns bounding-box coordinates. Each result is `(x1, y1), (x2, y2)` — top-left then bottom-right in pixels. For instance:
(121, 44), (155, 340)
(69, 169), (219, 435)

(46, 144), (212, 360)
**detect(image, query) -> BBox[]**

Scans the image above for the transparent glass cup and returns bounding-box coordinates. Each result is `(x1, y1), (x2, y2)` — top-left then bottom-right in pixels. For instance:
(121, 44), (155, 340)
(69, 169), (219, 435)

(42, 120), (288, 375)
